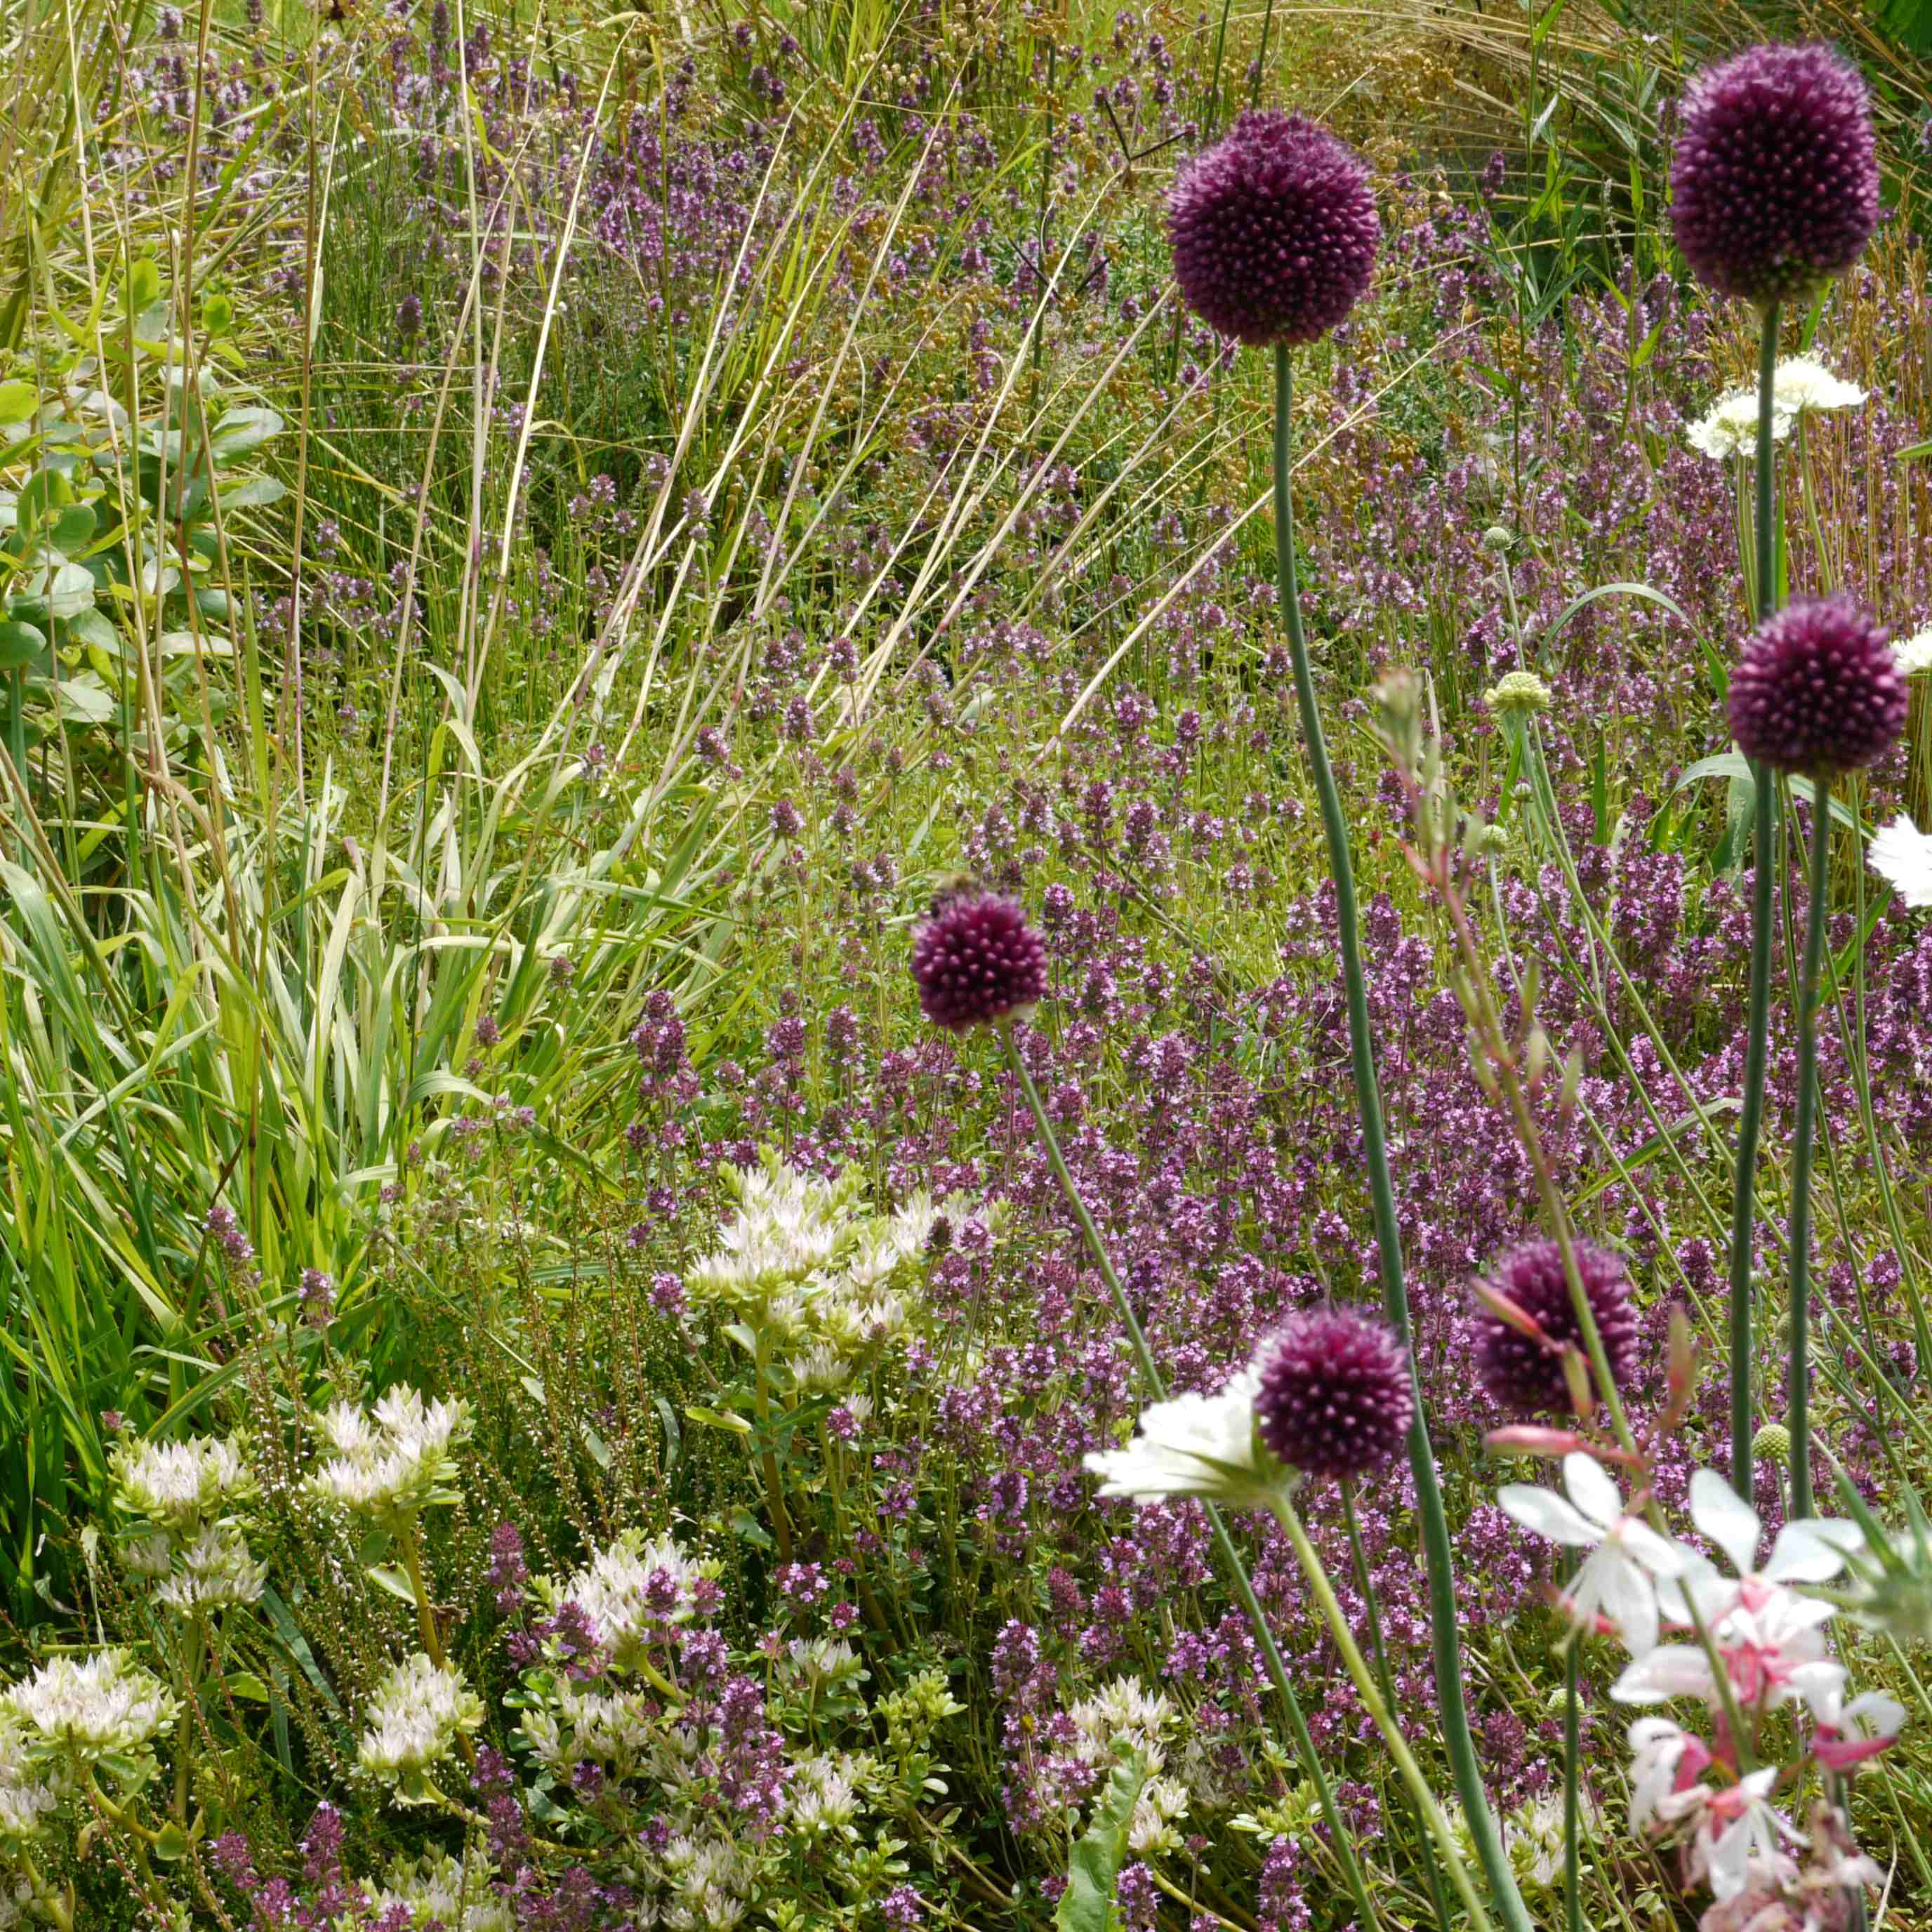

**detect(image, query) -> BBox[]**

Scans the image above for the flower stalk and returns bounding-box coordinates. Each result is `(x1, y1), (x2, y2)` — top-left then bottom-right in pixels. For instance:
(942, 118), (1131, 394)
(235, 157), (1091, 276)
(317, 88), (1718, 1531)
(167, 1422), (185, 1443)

(998, 1020), (1385, 1932)
(1787, 776), (1832, 1519)
(1728, 300), (1781, 1499)
(1273, 340), (1532, 1932)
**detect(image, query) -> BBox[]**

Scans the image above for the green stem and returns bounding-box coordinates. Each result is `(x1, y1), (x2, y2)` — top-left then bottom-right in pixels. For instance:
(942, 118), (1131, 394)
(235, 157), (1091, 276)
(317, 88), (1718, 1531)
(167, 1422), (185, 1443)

(1788, 776), (1831, 1519)
(1728, 302), (1781, 1497)
(1269, 1496), (1499, 1932)
(402, 1527), (445, 1669)
(1272, 341), (1533, 1932)
(1564, 1632), (1581, 1932)
(1000, 1025), (1384, 1932)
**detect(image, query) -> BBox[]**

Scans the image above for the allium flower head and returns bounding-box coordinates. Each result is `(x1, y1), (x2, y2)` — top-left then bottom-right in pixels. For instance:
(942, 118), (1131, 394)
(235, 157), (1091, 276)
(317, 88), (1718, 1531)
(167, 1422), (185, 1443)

(1728, 594), (1906, 775)
(1167, 110), (1377, 347)
(910, 887), (1046, 1031)
(1252, 1307), (1413, 1482)
(1670, 43), (1879, 306)
(1870, 816), (1932, 911)
(1483, 670), (1553, 717)
(357, 1653), (484, 1795)
(1474, 1238), (1639, 1416)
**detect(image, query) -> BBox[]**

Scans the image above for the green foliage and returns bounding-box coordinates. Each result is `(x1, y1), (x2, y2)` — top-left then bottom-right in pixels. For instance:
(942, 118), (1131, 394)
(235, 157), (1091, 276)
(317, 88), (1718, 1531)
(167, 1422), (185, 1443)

(1054, 1749), (1149, 1932)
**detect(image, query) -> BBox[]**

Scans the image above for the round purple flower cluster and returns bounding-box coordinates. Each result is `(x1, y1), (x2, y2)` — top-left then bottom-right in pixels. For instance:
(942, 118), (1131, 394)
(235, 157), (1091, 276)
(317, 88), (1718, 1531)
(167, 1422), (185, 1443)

(1474, 1239), (1639, 1417)
(1167, 111), (1378, 348)
(1728, 595), (1907, 776)
(1670, 42), (1879, 307)
(1254, 1306), (1413, 1482)
(911, 887), (1047, 1031)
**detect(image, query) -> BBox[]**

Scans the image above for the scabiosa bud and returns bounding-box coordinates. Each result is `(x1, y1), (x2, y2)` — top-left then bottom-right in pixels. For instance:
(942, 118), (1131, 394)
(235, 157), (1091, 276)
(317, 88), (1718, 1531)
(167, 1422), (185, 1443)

(1167, 110), (1378, 348)
(1670, 43), (1879, 307)
(1252, 1308), (1413, 1482)
(909, 885), (1047, 1031)
(1728, 594), (1906, 776)
(1475, 1240), (1639, 1417)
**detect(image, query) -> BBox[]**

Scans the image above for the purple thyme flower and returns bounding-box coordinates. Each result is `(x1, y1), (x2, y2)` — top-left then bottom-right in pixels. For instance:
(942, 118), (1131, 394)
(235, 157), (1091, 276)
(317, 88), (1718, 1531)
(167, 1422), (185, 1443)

(910, 886), (1047, 1031)
(1167, 110), (1377, 347)
(1474, 1238), (1639, 1417)
(1253, 1306), (1414, 1482)
(1670, 44), (1879, 306)
(1728, 594), (1906, 776)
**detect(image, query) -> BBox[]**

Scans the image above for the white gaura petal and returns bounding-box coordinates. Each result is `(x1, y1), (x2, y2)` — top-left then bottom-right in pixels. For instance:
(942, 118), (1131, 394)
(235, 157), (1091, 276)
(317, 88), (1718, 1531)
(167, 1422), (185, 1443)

(1619, 1519), (1692, 1580)
(1841, 1690), (1906, 1740)
(1561, 1451), (1625, 1530)
(1500, 1484), (1600, 1547)
(1596, 1551), (1660, 1657)
(1784, 1660), (1848, 1721)
(1763, 1519), (1853, 1584)
(1688, 1469), (1761, 1575)
(1611, 1645), (1715, 1705)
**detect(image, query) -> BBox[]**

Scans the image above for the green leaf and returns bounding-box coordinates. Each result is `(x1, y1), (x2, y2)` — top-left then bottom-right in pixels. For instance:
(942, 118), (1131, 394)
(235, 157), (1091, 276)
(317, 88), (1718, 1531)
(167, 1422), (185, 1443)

(0, 380), (37, 422)
(729, 1508), (776, 1551)
(48, 503), (95, 554)
(126, 257), (163, 312)
(0, 619), (46, 669)
(218, 472), (286, 509)
(684, 1403), (753, 1435)
(365, 1563), (418, 1605)
(225, 1671), (270, 1703)
(1055, 1747), (1148, 1932)
(153, 1822), (189, 1862)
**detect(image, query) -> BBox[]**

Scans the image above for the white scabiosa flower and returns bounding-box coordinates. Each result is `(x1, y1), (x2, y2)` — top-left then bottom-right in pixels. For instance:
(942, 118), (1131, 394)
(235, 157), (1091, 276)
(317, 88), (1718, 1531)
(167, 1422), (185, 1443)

(1871, 816), (1932, 911)
(2, 1650), (178, 1765)
(1686, 389), (1794, 461)
(1894, 628), (1932, 677)
(1083, 1367), (1280, 1507)
(357, 1654), (483, 1796)
(1772, 355), (1866, 416)
(309, 1385), (472, 1526)
(109, 1433), (253, 1533)
(154, 1525), (267, 1615)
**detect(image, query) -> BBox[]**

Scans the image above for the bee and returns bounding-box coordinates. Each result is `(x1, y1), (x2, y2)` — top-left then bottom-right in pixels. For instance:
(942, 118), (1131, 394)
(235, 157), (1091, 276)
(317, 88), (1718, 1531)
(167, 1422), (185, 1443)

(927, 873), (981, 916)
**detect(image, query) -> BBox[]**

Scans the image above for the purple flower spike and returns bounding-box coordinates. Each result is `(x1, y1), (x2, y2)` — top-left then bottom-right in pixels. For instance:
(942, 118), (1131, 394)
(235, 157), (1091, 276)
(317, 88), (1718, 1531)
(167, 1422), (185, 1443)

(911, 887), (1047, 1032)
(1475, 1240), (1639, 1417)
(1167, 111), (1378, 347)
(1728, 594), (1906, 776)
(1670, 43), (1879, 307)
(1254, 1307), (1413, 1482)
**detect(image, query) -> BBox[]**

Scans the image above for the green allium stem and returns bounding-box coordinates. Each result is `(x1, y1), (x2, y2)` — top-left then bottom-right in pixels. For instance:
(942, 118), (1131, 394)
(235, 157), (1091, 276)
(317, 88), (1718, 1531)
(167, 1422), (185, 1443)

(1269, 1495), (1499, 1932)
(1000, 1023), (1384, 1932)
(1564, 1627), (1581, 1932)
(1729, 302), (1782, 1498)
(1272, 342), (1533, 1932)
(1788, 776), (1832, 1519)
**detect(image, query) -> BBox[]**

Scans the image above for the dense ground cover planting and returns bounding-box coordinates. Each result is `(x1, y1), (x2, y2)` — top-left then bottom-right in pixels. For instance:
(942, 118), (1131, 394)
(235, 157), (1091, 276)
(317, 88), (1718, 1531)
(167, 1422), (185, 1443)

(6, 0), (1932, 1924)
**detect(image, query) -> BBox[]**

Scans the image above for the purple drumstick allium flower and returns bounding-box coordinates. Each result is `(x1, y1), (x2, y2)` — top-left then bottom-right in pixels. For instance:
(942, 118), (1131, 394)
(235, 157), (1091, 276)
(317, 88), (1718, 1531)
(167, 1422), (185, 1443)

(1253, 1307), (1413, 1482)
(1728, 595), (1907, 776)
(910, 885), (1046, 1031)
(1474, 1239), (1639, 1417)
(1167, 110), (1377, 347)
(1670, 43), (1879, 307)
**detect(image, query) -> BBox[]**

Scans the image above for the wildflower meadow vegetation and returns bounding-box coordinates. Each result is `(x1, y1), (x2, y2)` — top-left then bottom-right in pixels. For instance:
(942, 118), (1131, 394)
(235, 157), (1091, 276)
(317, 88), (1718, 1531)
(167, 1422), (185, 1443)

(8, 0), (1932, 1925)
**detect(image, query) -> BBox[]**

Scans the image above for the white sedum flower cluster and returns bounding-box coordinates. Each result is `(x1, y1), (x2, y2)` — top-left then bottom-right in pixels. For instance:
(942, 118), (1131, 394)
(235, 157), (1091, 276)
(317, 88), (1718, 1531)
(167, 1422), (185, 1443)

(310, 1385), (472, 1527)
(550, 1530), (715, 1671)
(364, 1851), (511, 1932)
(1, 1650), (177, 1767)
(356, 1653), (484, 1797)
(0, 1714), (61, 1842)
(1685, 356), (1865, 461)
(107, 1430), (264, 1616)
(686, 1153), (979, 1404)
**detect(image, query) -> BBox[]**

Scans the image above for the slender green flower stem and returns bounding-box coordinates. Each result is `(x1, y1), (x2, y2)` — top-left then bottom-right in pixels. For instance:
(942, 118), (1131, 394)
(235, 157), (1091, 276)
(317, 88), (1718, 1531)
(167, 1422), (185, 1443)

(1269, 1495), (1499, 1932)
(999, 1024), (1384, 1932)
(1787, 776), (1832, 1519)
(1728, 302), (1782, 1497)
(1272, 342), (1533, 1932)
(1564, 1630), (1581, 1932)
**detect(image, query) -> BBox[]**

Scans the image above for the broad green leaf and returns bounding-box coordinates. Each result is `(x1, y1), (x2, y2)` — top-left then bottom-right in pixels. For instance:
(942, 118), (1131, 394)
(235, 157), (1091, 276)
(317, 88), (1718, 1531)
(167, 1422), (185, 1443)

(1055, 1748), (1148, 1932)
(0, 619), (45, 669)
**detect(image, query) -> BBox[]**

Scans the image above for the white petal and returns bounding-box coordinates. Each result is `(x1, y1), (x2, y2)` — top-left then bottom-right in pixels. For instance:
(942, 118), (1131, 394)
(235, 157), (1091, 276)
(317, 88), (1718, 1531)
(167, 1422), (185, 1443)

(1841, 1690), (1905, 1741)
(1763, 1521), (1851, 1584)
(1500, 1484), (1601, 1547)
(1562, 1451), (1625, 1530)
(1611, 1645), (1714, 1705)
(1619, 1519), (1692, 1580)
(1597, 1552), (1660, 1656)
(1871, 816), (1932, 911)
(1688, 1469), (1761, 1575)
